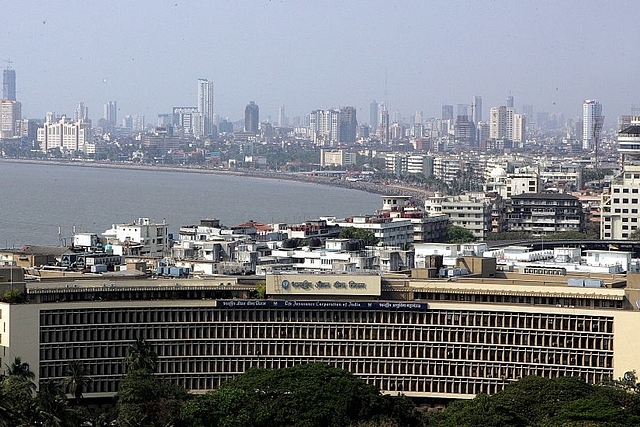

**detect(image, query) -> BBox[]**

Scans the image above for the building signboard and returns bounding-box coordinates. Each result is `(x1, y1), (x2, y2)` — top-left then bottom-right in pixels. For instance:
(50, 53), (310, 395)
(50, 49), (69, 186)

(265, 273), (381, 296)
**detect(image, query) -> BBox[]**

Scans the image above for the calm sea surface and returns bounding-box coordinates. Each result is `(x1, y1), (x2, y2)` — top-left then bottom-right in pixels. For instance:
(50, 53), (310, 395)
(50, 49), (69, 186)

(0, 161), (382, 247)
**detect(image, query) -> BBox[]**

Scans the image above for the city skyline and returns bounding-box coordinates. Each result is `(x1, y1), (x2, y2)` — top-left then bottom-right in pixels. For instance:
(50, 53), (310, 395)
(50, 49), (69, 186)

(2, 1), (640, 124)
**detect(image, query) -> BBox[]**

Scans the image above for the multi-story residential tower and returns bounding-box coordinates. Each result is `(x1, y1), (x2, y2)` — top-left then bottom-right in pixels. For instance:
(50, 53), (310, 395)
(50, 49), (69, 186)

(512, 113), (526, 146)
(583, 100), (603, 151)
(310, 109), (339, 145)
(245, 101), (259, 134)
(0, 100), (21, 138)
(172, 106), (198, 136)
(379, 109), (390, 144)
(197, 78), (214, 136)
(489, 106), (508, 140)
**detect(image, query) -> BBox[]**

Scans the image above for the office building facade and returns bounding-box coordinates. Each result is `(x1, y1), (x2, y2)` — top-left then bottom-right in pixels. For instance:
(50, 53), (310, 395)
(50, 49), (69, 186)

(3, 266), (640, 401)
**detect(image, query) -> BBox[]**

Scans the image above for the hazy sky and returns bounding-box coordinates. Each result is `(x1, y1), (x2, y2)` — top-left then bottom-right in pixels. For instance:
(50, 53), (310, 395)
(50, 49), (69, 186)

(2, 0), (639, 125)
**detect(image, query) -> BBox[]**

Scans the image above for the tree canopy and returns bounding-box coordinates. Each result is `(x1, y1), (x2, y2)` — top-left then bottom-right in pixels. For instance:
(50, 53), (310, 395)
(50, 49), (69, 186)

(428, 375), (640, 427)
(338, 227), (380, 246)
(179, 363), (424, 427)
(445, 225), (475, 243)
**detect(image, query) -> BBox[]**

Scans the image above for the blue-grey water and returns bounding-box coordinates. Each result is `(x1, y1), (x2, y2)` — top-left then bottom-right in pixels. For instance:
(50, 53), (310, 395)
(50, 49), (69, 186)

(0, 161), (382, 247)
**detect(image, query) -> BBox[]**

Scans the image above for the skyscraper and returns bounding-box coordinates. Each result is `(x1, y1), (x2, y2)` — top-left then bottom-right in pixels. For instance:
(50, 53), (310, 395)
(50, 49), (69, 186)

(197, 79), (214, 136)
(3, 68), (16, 101)
(506, 95), (514, 108)
(489, 106), (507, 140)
(370, 100), (379, 130)
(75, 102), (89, 123)
(380, 108), (390, 144)
(338, 106), (357, 143)
(582, 100), (603, 150)
(472, 96), (482, 123)
(245, 101), (259, 134)
(103, 101), (117, 127)
(441, 105), (454, 121)
(278, 105), (287, 127)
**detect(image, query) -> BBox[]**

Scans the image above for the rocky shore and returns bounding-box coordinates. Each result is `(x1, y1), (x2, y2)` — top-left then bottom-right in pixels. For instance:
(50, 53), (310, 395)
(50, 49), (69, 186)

(1, 158), (432, 202)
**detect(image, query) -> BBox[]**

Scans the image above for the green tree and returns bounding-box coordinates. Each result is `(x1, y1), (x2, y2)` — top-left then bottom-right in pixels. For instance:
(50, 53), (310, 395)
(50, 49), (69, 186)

(1, 374), (37, 426)
(5, 356), (35, 381)
(116, 369), (188, 427)
(338, 227), (380, 246)
(124, 337), (158, 373)
(36, 379), (80, 427)
(64, 360), (92, 405)
(445, 225), (475, 243)
(179, 363), (425, 427)
(629, 228), (640, 241)
(428, 375), (640, 427)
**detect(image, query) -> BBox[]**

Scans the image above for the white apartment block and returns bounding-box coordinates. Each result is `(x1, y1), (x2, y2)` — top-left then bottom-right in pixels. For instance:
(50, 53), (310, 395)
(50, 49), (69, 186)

(0, 100), (21, 138)
(102, 218), (169, 257)
(512, 113), (526, 145)
(327, 216), (414, 247)
(425, 192), (493, 239)
(385, 153), (434, 176)
(601, 165), (640, 240)
(320, 149), (356, 167)
(37, 116), (92, 153)
(309, 109), (339, 145)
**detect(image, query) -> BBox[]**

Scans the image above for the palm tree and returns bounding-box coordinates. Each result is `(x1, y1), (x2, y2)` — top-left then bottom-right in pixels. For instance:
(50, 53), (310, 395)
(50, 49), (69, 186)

(124, 337), (158, 373)
(37, 379), (68, 426)
(5, 356), (35, 381)
(64, 360), (92, 405)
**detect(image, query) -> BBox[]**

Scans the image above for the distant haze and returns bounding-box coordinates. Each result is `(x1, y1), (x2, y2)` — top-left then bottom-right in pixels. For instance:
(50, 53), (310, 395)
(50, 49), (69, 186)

(2, 0), (639, 124)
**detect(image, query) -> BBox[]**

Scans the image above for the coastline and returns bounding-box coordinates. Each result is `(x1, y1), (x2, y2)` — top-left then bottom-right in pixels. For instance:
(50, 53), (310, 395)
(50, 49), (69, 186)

(1, 158), (432, 202)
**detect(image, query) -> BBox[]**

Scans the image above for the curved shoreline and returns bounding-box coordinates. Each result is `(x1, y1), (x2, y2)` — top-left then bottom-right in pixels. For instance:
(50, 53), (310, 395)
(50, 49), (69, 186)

(1, 158), (431, 202)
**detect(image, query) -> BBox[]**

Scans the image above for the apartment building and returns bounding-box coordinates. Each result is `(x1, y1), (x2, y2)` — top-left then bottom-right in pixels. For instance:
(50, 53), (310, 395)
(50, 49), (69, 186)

(508, 193), (584, 234)
(425, 193), (493, 239)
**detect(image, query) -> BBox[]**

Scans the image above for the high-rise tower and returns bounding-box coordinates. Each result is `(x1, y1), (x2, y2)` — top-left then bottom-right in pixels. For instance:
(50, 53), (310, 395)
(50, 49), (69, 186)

(278, 105), (287, 127)
(197, 79), (214, 136)
(582, 100), (603, 150)
(3, 68), (16, 101)
(245, 101), (259, 134)
(370, 100), (379, 130)
(472, 96), (482, 123)
(103, 101), (117, 127)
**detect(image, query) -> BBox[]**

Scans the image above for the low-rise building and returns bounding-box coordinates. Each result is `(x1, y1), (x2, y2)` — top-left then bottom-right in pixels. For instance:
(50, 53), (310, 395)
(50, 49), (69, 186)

(508, 193), (584, 234)
(425, 192), (493, 239)
(102, 218), (169, 257)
